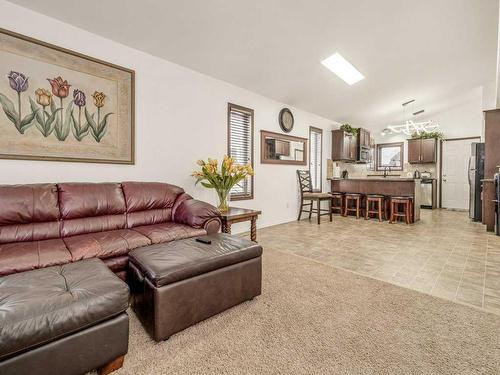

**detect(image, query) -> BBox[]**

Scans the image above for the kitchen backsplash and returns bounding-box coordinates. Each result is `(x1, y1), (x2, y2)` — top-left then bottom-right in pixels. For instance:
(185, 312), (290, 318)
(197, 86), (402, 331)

(327, 159), (437, 179)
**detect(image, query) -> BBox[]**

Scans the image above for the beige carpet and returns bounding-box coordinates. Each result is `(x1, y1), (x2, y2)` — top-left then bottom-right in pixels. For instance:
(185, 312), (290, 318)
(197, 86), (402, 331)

(116, 249), (500, 375)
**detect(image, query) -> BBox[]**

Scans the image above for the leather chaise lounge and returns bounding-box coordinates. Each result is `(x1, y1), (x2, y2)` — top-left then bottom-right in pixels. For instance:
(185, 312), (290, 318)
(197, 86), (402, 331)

(0, 181), (221, 374)
(0, 259), (130, 375)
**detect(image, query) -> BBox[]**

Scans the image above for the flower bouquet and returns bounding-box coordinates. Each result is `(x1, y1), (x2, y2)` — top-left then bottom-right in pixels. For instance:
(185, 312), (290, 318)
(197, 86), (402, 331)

(192, 156), (254, 212)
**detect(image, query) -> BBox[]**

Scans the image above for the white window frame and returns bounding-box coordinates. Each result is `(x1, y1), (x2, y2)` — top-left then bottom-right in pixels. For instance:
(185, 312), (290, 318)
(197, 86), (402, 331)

(309, 126), (323, 192)
(227, 103), (254, 200)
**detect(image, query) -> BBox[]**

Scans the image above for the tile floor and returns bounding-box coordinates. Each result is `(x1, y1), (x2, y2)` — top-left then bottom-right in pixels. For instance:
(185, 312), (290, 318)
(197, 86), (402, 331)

(256, 209), (500, 315)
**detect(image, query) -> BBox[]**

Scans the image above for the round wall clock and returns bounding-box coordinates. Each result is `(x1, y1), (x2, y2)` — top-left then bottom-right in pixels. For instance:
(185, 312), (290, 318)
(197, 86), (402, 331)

(279, 108), (294, 133)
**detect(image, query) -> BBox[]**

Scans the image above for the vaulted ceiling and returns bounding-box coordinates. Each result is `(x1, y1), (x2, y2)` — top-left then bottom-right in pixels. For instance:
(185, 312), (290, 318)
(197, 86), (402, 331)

(8, 0), (498, 130)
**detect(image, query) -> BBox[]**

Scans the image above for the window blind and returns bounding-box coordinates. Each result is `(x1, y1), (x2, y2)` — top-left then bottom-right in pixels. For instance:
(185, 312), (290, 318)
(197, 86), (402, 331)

(228, 103), (254, 199)
(309, 127), (322, 191)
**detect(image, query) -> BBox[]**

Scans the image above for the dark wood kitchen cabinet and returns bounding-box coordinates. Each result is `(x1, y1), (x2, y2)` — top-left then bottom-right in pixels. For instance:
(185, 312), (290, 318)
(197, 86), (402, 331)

(407, 138), (437, 164)
(332, 129), (357, 161)
(357, 128), (371, 148)
(483, 109), (500, 231)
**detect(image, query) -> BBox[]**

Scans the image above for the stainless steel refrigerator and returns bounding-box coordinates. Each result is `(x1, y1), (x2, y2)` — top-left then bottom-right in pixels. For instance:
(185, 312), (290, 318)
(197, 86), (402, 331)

(468, 142), (485, 221)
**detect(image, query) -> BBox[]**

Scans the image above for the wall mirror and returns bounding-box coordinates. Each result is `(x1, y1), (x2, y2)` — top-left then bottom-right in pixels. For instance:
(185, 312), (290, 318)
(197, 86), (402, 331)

(376, 142), (404, 170)
(260, 130), (307, 165)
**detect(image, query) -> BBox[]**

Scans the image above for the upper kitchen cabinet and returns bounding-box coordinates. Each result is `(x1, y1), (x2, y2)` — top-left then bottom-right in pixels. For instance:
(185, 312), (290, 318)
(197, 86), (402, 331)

(407, 138), (437, 164)
(357, 128), (371, 148)
(332, 129), (357, 161)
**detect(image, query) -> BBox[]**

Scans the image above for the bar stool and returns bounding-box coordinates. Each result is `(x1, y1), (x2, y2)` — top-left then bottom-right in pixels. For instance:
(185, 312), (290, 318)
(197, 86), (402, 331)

(343, 193), (362, 219)
(389, 196), (413, 224)
(330, 191), (344, 215)
(365, 194), (385, 222)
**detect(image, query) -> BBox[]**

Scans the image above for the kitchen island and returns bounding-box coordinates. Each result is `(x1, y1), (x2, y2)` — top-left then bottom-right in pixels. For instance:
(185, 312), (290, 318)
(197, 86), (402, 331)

(329, 178), (421, 221)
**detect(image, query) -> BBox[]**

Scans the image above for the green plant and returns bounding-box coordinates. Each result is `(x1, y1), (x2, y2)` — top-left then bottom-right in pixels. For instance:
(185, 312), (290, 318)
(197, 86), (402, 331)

(192, 156), (254, 212)
(410, 130), (444, 140)
(340, 123), (359, 136)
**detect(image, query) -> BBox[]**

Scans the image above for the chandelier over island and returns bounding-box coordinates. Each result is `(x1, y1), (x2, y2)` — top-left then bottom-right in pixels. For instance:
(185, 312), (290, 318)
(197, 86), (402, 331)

(381, 99), (440, 136)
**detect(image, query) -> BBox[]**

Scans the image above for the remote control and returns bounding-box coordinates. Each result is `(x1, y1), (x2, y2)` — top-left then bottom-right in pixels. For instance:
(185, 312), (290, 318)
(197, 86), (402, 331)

(195, 237), (212, 245)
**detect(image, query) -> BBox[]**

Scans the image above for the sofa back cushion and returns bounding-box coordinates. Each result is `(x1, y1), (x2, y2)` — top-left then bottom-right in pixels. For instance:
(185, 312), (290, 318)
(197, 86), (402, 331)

(122, 182), (185, 227)
(0, 184), (60, 244)
(58, 183), (127, 237)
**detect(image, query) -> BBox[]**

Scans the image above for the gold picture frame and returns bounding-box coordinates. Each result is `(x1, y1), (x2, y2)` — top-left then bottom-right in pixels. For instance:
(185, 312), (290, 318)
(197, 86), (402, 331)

(0, 28), (135, 164)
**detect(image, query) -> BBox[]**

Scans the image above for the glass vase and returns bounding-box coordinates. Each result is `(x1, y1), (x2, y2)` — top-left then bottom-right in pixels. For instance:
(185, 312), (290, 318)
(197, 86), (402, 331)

(217, 191), (229, 213)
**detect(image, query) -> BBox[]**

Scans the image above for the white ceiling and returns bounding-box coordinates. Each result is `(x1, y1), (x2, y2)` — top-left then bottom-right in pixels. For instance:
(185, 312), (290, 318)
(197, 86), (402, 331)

(8, 0), (498, 131)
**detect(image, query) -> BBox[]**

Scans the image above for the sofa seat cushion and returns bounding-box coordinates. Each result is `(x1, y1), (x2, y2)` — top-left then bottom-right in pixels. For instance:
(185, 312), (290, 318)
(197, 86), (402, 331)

(0, 258), (129, 361)
(63, 229), (151, 261)
(132, 222), (206, 244)
(102, 255), (129, 272)
(0, 239), (71, 277)
(129, 233), (263, 287)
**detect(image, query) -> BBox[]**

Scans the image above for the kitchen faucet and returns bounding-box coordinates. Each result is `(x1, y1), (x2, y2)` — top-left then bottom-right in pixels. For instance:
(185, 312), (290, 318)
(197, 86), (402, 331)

(383, 166), (391, 177)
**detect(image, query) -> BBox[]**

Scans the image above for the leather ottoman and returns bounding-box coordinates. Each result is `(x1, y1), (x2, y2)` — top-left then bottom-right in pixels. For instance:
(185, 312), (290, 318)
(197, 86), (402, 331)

(129, 233), (262, 341)
(0, 258), (129, 375)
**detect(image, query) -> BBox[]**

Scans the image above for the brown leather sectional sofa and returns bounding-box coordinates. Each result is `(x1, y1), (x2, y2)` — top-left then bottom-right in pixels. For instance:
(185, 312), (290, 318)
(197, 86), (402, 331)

(0, 181), (221, 279)
(0, 181), (221, 374)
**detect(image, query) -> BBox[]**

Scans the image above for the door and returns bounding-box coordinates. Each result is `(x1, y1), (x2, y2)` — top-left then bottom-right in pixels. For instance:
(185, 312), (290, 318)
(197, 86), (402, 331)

(343, 133), (351, 160)
(349, 135), (357, 160)
(442, 139), (476, 209)
(407, 139), (421, 163)
(421, 138), (437, 163)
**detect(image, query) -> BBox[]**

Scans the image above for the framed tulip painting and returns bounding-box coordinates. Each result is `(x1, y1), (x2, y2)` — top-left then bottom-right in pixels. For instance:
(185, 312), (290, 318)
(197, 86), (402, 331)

(0, 28), (134, 164)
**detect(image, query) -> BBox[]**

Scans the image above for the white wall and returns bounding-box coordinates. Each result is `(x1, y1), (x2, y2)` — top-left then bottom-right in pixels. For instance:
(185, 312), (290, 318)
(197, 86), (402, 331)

(0, 1), (338, 231)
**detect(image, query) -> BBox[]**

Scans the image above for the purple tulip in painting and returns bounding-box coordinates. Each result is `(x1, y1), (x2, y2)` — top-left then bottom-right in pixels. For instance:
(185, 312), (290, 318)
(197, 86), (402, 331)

(0, 71), (113, 142)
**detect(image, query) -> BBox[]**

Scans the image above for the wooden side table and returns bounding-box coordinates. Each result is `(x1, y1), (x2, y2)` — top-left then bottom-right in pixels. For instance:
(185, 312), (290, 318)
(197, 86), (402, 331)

(219, 207), (262, 242)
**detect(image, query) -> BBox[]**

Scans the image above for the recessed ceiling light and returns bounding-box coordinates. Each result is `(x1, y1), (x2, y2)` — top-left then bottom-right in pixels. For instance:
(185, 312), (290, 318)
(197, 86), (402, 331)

(321, 52), (365, 85)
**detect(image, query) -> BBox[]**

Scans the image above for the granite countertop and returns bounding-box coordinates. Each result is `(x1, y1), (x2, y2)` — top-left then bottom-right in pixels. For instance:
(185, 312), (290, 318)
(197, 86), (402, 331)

(328, 177), (418, 182)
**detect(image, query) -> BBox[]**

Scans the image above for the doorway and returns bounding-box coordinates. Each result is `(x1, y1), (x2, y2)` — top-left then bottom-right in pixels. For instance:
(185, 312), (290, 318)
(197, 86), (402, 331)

(440, 137), (480, 210)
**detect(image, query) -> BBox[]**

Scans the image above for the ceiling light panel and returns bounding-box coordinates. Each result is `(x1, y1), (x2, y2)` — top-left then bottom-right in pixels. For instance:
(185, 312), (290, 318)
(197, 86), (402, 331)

(321, 53), (365, 85)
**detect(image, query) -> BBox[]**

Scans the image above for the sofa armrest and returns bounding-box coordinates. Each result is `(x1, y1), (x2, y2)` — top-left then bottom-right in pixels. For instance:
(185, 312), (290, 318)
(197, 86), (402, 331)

(174, 199), (221, 234)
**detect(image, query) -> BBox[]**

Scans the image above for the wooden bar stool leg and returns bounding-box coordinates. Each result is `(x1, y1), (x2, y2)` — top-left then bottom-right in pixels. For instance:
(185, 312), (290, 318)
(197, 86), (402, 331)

(389, 201), (394, 223)
(365, 198), (369, 220)
(316, 199), (321, 225)
(405, 201), (410, 225)
(297, 200), (303, 221)
(329, 198), (333, 222)
(356, 198), (360, 219)
(378, 198), (383, 222)
(343, 198), (348, 217)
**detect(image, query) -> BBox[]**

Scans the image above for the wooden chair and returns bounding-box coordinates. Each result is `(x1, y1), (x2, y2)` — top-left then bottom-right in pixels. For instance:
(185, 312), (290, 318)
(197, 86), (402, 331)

(389, 196), (413, 224)
(297, 170), (332, 224)
(365, 194), (385, 222)
(343, 193), (362, 219)
(330, 192), (344, 214)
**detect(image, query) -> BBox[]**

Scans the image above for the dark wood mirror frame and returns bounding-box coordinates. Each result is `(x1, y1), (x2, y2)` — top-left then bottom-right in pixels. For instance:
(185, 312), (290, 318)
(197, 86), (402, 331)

(260, 130), (307, 165)
(376, 142), (404, 171)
